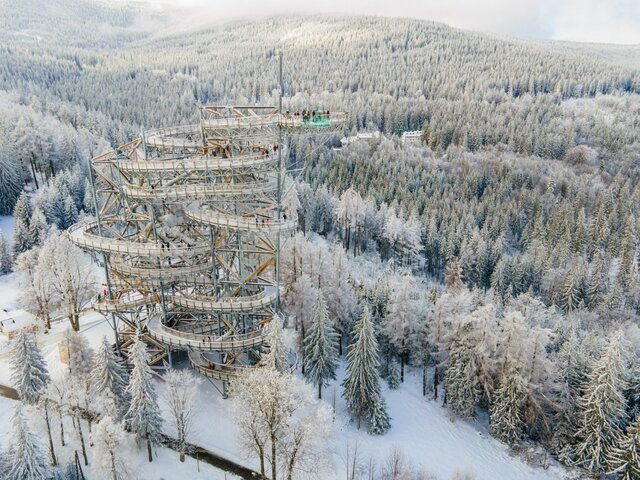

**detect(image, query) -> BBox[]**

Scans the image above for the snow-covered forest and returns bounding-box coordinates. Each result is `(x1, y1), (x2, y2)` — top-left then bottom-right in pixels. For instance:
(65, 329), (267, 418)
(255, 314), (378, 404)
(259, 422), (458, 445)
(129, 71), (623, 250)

(1, 0), (640, 478)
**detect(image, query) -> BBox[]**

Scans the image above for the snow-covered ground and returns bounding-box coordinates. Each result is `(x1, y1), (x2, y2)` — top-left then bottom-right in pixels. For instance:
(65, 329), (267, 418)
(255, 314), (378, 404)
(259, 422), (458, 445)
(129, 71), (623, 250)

(174, 360), (565, 480)
(0, 268), (565, 480)
(0, 280), (240, 479)
(0, 394), (236, 480)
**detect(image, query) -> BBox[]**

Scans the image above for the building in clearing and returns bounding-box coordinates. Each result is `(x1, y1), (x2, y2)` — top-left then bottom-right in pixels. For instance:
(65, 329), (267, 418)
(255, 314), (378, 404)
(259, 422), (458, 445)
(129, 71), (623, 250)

(69, 103), (345, 394)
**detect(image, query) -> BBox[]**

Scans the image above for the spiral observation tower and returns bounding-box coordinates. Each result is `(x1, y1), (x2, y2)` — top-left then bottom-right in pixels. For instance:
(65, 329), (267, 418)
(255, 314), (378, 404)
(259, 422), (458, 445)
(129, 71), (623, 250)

(69, 99), (346, 390)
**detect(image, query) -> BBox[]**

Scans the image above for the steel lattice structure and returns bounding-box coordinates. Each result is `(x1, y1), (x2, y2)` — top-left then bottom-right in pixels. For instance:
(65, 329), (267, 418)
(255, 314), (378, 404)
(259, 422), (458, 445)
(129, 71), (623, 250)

(69, 102), (345, 392)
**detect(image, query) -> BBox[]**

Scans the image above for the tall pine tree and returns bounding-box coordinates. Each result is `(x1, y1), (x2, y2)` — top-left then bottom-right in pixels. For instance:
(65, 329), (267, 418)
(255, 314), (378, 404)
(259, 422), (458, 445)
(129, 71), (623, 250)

(489, 364), (526, 446)
(611, 414), (640, 480)
(91, 336), (129, 414)
(3, 404), (49, 480)
(264, 314), (288, 373)
(13, 192), (33, 257)
(0, 232), (12, 274)
(124, 333), (163, 462)
(10, 331), (50, 405)
(574, 331), (628, 473)
(303, 289), (339, 399)
(342, 306), (390, 433)
(445, 332), (478, 418)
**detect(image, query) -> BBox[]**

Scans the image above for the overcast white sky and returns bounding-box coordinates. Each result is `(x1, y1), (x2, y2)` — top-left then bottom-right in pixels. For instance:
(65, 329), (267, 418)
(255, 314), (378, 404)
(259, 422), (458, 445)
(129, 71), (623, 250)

(139, 0), (640, 45)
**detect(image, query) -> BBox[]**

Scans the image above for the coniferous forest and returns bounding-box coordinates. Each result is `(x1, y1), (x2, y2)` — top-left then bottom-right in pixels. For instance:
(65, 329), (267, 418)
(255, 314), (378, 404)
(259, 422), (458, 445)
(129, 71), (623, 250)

(1, 0), (640, 478)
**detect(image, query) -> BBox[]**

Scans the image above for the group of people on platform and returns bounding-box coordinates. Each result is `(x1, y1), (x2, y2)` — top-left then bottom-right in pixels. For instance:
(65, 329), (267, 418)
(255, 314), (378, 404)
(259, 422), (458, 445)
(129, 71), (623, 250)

(260, 144), (278, 156)
(253, 213), (287, 228)
(285, 110), (331, 123)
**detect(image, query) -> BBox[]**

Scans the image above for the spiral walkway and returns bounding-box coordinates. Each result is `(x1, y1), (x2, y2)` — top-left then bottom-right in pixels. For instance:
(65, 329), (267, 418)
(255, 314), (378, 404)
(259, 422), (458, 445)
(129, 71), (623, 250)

(70, 104), (345, 379)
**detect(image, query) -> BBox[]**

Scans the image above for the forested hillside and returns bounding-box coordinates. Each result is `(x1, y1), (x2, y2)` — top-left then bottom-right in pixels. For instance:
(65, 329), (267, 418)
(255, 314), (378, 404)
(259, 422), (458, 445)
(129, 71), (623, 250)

(1, 1), (640, 477)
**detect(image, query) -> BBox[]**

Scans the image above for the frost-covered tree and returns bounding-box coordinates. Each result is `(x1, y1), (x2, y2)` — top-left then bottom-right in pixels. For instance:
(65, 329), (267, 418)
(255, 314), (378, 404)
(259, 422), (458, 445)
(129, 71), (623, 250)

(28, 207), (48, 247)
(573, 331), (628, 473)
(279, 390), (333, 480)
(489, 364), (526, 447)
(62, 193), (78, 229)
(303, 289), (339, 399)
(231, 367), (332, 480)
(65, 330), (95, 433)
(368, 396), (392, 436)
(45, 376), (70, 448)
(163, 369), (200, 462)
(611, 414), (640, 480)
(90, 337), (129, 414)
(10, 331), (50, 405)
(15, 247), (54, 331)
(445, 332), (478, 418)
(387, 358), (400, 390)
(0, 143), (23, 216)
(13, 191), (33, 256)
(342, 306), (390, 432)
(3, 404), (49, 480)
(66, 330), (94, 378)
(383, 273), (426, 382)
(93, 415), (126, 480)
(125, 333), (163, 462)
(0, 232), (12, 274)
(42, 231), (96, 331)
(264, 314), (289, 373)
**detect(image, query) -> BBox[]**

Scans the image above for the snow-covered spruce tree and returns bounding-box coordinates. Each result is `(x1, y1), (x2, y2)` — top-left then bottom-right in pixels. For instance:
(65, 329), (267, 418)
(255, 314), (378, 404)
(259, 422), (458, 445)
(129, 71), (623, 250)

(62, 193), (78, 230)
(387, 358), (401, 390)
(611, 414), (640, 480)
(550, 329), (593, 460)
(163, 369), (200, 462)
(0, 143), (23, 216)
(0, 232), (12, 274)
(28, 207), (49, 247)
(264, 313), (289, 373)
(303, 289), (339, 399)
(83, 178), (95, 215)
(342, 306), (390, 433)
(125, 333), (163, 462)
(573, 330), (628, 473)
(489, 364), (526, 447)
(13, 191), (33, 256)
(93, 415), (127, 480)
(90, 336), (129, 415)
(445, 332), (478, 418)
(368, 395), (392, 435)
(10, 330), (50, 404)
(4, 404), (49, 480)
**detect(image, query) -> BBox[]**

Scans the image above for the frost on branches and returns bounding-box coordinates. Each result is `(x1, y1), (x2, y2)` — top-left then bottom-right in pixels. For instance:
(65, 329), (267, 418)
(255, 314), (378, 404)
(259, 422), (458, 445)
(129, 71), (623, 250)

(342, 306), (391, 434)
(124, 333), (163, 462)
(2, 404), (49, 480)
(303, 289), (339, 399)
(231, 366), (332, 480)
(489, 363), (526, 446)
(93, 415), (127, 480)
(573, 330), (628, 473)
(90, 336), (129, 414)
(264, 313), (289, 373)
(162, 369), (200, 462)
(10, 331), (50, 405)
